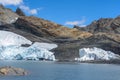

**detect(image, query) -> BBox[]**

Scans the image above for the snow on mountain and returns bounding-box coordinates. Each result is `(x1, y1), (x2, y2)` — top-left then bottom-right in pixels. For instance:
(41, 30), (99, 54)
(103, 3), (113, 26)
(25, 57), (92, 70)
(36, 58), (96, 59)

(78, 47), (120, 61)
(0, 30), (57, 61)
(32, 42), (58, 50)
(0, 31), (32, 46)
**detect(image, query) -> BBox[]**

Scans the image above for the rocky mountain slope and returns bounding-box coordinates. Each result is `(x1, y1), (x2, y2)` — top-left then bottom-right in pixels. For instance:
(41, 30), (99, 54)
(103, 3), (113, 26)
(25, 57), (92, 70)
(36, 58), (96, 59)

(0, 5), (120, 61)
(15, 16), (92, 39)
(74, 16), (120, 34)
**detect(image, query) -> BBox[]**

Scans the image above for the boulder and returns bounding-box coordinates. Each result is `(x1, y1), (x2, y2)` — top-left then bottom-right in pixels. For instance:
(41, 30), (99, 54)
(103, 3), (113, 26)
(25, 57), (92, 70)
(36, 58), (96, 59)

(0, 66), (28, 76)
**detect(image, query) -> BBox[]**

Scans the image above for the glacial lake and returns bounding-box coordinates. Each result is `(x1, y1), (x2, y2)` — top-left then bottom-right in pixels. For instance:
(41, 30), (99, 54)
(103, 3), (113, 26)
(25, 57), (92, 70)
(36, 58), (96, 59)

(0, 61), (120, 80)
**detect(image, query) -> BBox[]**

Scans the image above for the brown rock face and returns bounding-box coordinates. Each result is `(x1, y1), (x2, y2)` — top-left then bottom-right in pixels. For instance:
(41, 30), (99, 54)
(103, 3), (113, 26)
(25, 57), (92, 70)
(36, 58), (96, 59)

(0, 66), (28, 76)
(15, 16), (92, 39)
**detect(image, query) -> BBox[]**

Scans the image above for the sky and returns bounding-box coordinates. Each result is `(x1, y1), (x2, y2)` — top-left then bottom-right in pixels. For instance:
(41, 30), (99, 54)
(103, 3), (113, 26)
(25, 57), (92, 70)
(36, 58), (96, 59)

(0, 0), (120, 28)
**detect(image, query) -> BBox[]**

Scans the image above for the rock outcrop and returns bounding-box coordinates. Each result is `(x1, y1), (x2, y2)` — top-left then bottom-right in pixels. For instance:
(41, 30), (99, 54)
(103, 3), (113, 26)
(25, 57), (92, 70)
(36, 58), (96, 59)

(0, 5), (19, 25)
(0, 66), (27, 76)
(16, 7), (25, 16)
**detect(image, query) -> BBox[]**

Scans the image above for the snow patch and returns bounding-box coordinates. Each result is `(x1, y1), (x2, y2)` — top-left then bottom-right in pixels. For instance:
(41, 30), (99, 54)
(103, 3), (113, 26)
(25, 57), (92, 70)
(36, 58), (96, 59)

(32, 42), (58, 50)
(78, 47), (120, 61)
(10, 17), (18, 23)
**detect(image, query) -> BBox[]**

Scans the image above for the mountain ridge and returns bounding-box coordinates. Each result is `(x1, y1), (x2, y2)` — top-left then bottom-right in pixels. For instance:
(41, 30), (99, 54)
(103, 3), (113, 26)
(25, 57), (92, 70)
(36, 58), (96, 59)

(74, 16), (120, 34)
(0, 5), (120, 60)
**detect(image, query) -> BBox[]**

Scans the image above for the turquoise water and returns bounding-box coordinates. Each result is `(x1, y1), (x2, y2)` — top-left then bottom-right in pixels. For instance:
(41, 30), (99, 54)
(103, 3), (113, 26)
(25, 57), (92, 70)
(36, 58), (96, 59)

(0, 61), (120, 80)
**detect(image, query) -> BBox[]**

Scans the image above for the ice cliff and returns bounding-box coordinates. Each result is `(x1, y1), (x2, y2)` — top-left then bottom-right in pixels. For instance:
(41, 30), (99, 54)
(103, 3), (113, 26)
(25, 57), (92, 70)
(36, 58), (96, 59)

(0, 30), (57, 61)
(78, 47), (120, 61)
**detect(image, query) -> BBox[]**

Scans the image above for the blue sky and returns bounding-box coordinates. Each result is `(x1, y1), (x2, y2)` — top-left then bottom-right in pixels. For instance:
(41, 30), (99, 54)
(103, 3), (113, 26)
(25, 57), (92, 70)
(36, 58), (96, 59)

(1, 0), (120, 28)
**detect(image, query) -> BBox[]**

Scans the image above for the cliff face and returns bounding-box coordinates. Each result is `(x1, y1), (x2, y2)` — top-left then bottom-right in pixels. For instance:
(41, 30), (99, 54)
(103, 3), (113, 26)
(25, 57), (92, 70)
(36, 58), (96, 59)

(0, 5), (120, 60)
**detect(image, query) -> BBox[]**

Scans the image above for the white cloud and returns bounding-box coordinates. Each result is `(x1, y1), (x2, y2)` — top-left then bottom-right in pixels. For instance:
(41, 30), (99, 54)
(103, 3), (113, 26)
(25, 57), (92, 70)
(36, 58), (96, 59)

(0, 0), (39, 15)
(0, 0), (23, 5)
(19, 5), (38, 15)
(65, 17), (86, 27)
(29, 9), (37, 15)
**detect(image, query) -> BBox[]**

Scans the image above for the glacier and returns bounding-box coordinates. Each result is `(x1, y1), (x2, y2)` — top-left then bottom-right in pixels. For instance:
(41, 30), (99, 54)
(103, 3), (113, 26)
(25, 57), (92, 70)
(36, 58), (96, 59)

(0, 30), (57, 61)
(78, 47), (120, 61)
(0, 31), (32, 46)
